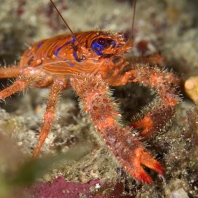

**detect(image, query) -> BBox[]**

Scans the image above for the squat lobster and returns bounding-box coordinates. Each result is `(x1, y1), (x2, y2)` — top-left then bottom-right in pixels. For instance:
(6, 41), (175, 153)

(0, 1), (180, 184)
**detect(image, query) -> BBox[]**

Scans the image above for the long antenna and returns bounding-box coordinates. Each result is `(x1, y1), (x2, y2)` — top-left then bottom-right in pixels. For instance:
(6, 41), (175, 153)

(131, 0), (137, 39)
(50, 0), (77, 41)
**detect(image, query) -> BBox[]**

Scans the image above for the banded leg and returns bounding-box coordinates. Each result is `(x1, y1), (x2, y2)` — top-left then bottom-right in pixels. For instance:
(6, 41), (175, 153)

(70, 73), (163, 183)
(32, 78), (67, 158)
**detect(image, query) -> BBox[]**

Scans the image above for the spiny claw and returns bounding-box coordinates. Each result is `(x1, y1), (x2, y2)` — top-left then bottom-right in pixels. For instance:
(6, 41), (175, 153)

(127, 147), (164, 184)
(140, 149), (164, 176)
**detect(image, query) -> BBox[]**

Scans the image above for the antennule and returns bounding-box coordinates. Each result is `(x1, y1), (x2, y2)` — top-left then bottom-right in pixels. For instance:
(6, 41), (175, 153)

(50, 0), (78, 42)
(131, 0), (137, 39)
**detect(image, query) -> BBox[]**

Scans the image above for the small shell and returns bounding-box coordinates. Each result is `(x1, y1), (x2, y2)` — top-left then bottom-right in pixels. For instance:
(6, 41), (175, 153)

(185, 76), (198, 103)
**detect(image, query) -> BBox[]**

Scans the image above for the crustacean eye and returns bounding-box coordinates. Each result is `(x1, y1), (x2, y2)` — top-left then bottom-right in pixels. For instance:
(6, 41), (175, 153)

(91, 38), (115, 56)
(97, 38), (108, 47)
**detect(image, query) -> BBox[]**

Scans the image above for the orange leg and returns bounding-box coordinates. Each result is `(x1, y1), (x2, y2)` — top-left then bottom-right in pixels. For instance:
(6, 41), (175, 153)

(0, 67), (29, 99)
(0, 66), (23, 78)
(70, 73), (163, 183)
(0, 80), (30, 99)
(0, 67), (51, 100)
(32, 78), (67, 158)
(0, 66), (67, 157)
(108, 64), (180, 139)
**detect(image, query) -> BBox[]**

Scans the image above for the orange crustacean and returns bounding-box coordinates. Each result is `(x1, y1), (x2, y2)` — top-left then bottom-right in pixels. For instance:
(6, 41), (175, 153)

(0, 0), (180, 183)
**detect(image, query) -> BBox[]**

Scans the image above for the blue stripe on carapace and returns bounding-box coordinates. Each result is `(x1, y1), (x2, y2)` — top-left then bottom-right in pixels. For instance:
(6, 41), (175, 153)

(37, 42), (43, 49)
(73, 48), (78, 61)
(55, 38), (75, 57)
(72, 38), (84, 62)
(91, 41), (105, 55)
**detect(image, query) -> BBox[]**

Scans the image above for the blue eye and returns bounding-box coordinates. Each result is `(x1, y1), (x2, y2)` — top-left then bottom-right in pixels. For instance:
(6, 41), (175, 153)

(91, 38), (111, 55)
